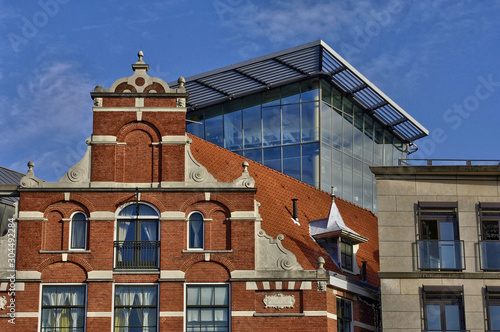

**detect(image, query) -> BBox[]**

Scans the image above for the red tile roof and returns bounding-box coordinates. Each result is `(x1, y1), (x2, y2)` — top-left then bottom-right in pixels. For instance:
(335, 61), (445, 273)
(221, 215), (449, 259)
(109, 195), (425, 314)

(189, 134), (380, 287)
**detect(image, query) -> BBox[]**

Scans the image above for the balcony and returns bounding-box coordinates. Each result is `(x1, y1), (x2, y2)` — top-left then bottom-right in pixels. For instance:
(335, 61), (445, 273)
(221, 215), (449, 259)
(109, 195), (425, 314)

(114, 241), (160, 269)
(417, 240), (465, 270)
(480, 241), (500, 270)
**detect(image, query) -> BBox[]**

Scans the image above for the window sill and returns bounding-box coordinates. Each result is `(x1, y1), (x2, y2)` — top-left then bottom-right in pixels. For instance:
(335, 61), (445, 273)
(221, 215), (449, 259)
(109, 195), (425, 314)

(182, 249), (233, 253)
(39, 250), (91, 254)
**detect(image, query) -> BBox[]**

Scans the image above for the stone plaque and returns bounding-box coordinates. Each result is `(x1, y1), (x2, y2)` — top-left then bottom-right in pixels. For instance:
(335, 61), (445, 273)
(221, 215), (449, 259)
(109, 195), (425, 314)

(263, 293), (295, 310)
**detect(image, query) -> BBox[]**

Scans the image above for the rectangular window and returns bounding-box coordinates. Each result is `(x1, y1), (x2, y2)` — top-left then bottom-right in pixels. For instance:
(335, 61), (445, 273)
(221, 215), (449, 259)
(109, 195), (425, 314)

(486, 286), (500, 331)
(114, 285), (157, 332)
(422, 286), (465, 332)
(340, 239), (353, 271)
(337, 297), (352, 332)
(479, 203), (500, 271)
(41, 285), (86, 332)
(417, 202), (464, 270)
(186, 285), (229, 332)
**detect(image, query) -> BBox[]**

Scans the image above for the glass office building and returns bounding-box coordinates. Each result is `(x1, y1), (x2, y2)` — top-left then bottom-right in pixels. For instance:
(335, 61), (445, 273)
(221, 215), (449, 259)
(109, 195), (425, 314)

(171, 41), (427, 213)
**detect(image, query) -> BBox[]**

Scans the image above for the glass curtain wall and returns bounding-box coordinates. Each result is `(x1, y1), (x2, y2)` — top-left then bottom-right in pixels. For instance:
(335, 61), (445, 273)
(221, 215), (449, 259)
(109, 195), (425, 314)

(187, 78), (406, 213)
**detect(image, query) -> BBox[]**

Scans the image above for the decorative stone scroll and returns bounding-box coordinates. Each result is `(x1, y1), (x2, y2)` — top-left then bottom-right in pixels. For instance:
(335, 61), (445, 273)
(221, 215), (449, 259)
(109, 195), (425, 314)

(263, 293), (295, 310)
(185, 140), (217, 183)
(59, 138), (91, 183)
(256, 229), (302, 271)
(232, 161), (255, 188)
(19, 161), (44, 188)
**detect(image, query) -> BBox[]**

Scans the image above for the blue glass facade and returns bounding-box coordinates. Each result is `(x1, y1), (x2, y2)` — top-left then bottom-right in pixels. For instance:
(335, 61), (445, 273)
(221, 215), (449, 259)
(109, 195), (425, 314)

(187, 78), (405, 213)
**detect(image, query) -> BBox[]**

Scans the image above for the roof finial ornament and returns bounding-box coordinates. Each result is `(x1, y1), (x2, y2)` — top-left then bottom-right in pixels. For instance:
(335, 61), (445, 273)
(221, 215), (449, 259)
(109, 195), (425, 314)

(138, 50), (144, 62)
(27, 161), (35, 174)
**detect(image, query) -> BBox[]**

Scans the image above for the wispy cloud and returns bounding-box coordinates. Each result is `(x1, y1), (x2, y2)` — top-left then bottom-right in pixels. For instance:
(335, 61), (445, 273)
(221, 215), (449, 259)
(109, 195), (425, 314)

(0, 62), (94, 180)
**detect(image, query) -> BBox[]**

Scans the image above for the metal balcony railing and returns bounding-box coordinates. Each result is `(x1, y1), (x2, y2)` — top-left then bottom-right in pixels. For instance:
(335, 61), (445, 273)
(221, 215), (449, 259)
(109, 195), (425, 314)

(114, 241), (160, 269)
(399, 159), (500, 166)
(417, 240), (465, 270)
(479, 241), (500, 271)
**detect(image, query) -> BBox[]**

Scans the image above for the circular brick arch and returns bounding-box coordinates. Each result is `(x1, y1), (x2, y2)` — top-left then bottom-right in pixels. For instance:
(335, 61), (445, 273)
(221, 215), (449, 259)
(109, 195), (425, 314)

(41, 261), (87, 283)
(39, 195), (93, 217)
(180, 195), (235, 215)
(180, 253), (235, 273)
(183, 260), (232, 283)
(37, 255), (93, 273)
(116, 121), (161, 143)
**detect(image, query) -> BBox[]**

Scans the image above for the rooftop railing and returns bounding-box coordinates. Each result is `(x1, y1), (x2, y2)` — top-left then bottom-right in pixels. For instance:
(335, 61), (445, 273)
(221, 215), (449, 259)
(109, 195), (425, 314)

(399, 159), (500, 166)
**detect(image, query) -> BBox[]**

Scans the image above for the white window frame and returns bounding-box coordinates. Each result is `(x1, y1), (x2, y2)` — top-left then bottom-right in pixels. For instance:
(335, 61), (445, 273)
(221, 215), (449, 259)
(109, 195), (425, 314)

(337, 238), (360, 275)
(38, 283), (88, 332)
(112, 283), (159, 332)
(184, 282), (231, 332)
(69, 211), (88, 251)
(187, 211), (205, 250)
(114, 202), (161, 269)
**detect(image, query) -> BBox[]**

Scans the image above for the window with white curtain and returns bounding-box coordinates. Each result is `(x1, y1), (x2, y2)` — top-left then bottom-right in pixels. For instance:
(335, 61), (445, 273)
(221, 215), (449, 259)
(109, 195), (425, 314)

(70, 212), (87, 250)
(186, 284), (229, 332)
(41, 285), (86, 332)
(188, 212), (204, 250)
(115, 203), (160, 269)
(114, 285), (157, 332)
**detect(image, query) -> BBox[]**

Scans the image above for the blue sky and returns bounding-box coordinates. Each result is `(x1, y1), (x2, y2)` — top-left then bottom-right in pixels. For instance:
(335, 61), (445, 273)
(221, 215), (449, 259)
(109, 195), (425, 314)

(1, 0), (499, 181)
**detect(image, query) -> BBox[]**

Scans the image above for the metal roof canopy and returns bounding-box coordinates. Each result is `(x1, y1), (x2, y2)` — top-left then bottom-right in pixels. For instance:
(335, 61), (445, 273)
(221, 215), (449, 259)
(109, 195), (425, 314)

(169, 40), (428, 143)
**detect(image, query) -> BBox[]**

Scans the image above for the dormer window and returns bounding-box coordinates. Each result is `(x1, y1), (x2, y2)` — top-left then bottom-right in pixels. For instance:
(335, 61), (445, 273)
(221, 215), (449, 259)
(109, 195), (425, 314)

(340, 239), (353, 271)
(310, 197), (368, 275)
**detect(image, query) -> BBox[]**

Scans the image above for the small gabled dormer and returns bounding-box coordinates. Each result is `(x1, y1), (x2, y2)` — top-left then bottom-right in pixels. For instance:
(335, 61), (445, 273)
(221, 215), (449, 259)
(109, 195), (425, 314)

(310, 196), (368, 275)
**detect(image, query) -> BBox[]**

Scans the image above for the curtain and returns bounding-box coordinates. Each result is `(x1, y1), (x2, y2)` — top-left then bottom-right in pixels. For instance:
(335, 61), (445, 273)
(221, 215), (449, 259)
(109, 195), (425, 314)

(190, 219), (203, 248)
(115, 287), (131, 332)
(71, 219), (86, 248)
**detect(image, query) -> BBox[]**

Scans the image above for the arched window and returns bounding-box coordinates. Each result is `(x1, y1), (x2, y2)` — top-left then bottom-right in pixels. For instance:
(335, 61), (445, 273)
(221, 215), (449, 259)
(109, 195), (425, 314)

(70, 212), (87, 250)
(115, 203), (160, 269)
(188, 212), (204, 250)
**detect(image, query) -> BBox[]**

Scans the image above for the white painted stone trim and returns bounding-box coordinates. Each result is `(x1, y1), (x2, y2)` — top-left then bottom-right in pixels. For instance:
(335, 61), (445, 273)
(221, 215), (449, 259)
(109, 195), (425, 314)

(288, 281), (295, 290)
(328, 276), (378, 300)
(300, 281), (312, 290)
(231, 311), (255, 316)
(94, 107), (184, 112)
(135, 98), (144, 108)
(13, 312), (39, 317)
(89, 211), (115, 221)
(161, 135), (190, 144)
(262, 281), (270, 290)
(327, 312), (338, 320)
(18, 211), (44, 219)
(87, 312), (113, 318)
(230, 211), (257, 220)
(160, 270), (185, 279)
(87, 271), (113, 280)
(0, 282), (24, 291)
(353, 321), (377, 331)
(159, 311), (184, 317)
(303, 311), (328, 316)
(91, 135), (117, 144)
(246, 281), (258, 290)
(16, 271), (41, 280)
(160, 211), (186, 221)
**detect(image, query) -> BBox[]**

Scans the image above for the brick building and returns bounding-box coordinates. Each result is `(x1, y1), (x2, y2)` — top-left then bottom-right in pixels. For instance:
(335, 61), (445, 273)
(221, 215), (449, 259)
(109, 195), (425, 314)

(2, 53), (380, 331)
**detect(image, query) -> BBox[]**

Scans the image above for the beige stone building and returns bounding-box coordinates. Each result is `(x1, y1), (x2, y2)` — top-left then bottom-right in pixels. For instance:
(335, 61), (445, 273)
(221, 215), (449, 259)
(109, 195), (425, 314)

(372, 162), (500, 332)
